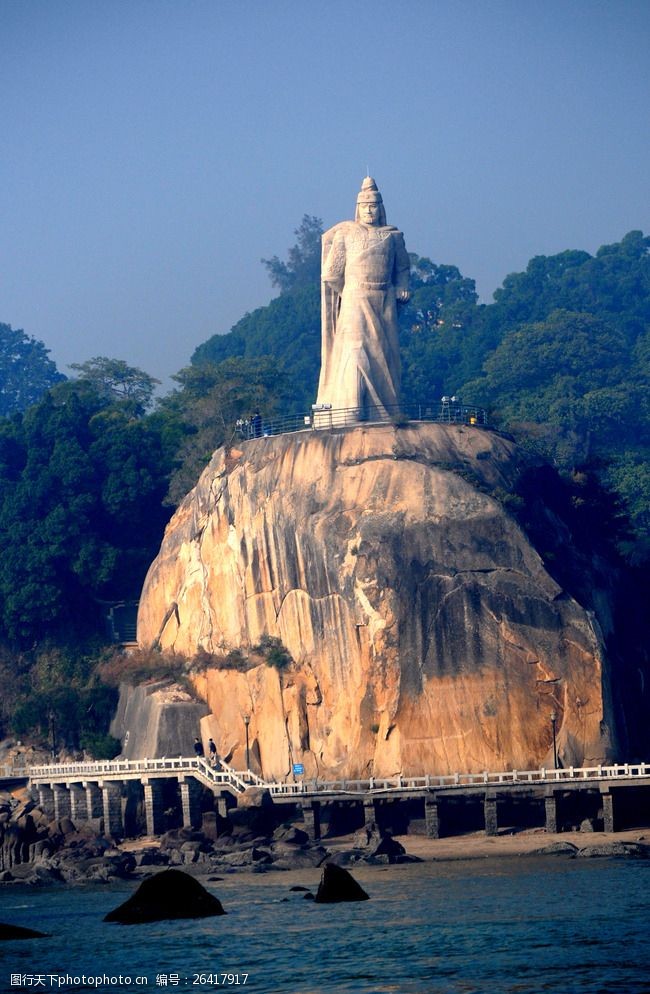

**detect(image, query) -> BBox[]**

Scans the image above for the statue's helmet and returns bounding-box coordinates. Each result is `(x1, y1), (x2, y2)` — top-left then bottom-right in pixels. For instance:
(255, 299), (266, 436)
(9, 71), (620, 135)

(355, 176), (387, 224)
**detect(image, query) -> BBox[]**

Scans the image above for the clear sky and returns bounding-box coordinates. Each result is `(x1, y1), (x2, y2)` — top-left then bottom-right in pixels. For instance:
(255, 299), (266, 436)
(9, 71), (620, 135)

(2, 0), (649, 390)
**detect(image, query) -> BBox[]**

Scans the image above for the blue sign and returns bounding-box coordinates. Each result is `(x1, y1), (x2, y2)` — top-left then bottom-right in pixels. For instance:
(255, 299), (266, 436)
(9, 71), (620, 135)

(293, 763), (305, 775)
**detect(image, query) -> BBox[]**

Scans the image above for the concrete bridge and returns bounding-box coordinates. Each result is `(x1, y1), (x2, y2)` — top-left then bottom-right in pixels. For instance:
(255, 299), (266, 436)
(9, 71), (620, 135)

(7, 757), (650, 841)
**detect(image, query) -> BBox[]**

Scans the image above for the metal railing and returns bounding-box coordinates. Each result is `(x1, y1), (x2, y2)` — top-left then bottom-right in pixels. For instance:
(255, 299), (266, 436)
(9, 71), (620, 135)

(236, 400), (488, 441)
(23, 758), (650, 797)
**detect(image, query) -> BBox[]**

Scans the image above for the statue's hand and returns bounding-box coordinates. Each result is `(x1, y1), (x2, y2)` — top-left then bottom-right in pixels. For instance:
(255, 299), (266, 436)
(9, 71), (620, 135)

(396, 289), (410, 303)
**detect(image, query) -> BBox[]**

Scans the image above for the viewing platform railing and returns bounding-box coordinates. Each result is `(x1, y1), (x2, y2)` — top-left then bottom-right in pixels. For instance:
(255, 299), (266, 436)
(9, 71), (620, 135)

(236, 399), (488, 441)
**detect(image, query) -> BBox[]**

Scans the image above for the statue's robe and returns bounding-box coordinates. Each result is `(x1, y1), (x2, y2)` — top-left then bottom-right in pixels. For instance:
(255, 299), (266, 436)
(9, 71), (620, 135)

(316, 220), (410, 419)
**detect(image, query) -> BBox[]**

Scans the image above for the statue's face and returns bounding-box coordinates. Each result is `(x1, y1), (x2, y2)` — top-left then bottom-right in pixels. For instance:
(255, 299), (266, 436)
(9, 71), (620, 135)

(358, 201), (381, 226)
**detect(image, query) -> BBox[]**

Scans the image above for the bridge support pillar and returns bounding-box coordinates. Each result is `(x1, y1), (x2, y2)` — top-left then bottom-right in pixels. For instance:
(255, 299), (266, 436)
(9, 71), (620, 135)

(102, 782), (124, 838)
(601, 791), (616, 833)
(180, 777), (203, 830)
(69, 784), (87, 823)
(363, 799), (377, 828)
(545, 792), (558, 833)
(37, 785), (54, 818)
(53, 784), (71, 822)
(85, 783), (103, 819)
(216, 796), (229, 819)
(302, 801), (321, 841)
(425, 798), (440, 839)
(484, 794), (498, 836)
(143, 780), (166, 836)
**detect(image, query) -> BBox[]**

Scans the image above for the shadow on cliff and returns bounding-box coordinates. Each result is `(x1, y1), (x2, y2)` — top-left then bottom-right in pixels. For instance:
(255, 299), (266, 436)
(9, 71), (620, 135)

(508, 460), (650, 759)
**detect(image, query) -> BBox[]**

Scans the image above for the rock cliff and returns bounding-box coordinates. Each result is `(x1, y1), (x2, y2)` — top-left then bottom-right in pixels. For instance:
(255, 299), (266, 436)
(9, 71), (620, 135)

(137, 423), (616, 779)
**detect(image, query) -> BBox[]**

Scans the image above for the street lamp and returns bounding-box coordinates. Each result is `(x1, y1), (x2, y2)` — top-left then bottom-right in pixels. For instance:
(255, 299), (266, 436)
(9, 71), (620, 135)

(550, 710), (558, 770)
(243, 714), (251, 770)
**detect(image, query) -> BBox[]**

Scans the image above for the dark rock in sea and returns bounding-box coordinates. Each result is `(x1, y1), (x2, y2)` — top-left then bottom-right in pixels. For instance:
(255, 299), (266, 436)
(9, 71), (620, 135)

(314, 863), (369, 903)
(289, 885), (311, 892)
(0, 922), (49, 940)
(104, 868), (226, 923)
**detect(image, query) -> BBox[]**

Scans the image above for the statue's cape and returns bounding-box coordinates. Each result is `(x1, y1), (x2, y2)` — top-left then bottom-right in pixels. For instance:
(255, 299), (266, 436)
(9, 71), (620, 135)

(317, 222), (400, 405)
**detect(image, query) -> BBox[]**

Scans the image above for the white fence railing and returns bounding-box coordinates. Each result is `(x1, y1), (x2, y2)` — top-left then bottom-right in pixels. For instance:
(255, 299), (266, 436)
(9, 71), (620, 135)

(26, 756), (261, 793)
(15, 758), (650, 797)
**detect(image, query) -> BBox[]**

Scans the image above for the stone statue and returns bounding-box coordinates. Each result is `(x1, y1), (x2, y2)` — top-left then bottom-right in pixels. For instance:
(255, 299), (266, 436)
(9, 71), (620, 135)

(315, 176), (410, 419)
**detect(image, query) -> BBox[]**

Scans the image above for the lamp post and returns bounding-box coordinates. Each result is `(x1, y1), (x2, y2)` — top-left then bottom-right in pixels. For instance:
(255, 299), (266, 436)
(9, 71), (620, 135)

(550, 710), (558, 770)
(243, 714), (251, 771)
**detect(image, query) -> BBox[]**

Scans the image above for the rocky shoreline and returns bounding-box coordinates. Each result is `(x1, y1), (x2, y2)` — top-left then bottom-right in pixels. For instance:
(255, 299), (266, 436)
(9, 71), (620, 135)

(0, 784), (415, 887)
(3, 782), (650, 888)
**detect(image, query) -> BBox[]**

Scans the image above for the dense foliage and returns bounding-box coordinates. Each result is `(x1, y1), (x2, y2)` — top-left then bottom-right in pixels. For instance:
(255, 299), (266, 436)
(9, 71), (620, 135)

(0, 323), (65, 415)
(0, 376), (174, 647)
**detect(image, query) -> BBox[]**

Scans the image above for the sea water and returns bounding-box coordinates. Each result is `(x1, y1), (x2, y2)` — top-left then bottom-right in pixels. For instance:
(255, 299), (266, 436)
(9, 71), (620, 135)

(1, 857), (649, 994)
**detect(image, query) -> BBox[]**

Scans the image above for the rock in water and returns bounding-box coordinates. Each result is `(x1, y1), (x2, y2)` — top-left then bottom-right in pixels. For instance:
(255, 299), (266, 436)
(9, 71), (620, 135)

(104, 869), (226, 924)
(0, 922), (49, 940)
(138, 423), (616, 777)
(314, 863), (369, 903)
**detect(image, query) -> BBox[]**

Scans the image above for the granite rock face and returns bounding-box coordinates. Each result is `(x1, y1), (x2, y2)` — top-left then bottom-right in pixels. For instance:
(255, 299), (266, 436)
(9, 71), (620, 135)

(110, 680), (208, 759)
(137, 423), (615, 779)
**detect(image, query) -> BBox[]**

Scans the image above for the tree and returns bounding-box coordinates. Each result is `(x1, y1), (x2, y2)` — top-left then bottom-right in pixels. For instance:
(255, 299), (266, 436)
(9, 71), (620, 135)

(491, 231), (650, 333)
(262, 215), (323, 293)
(69, 357), (160, 414)
(399, 255), (487, 401)
(191, 284), (320, 412)
(0, 323), (65, 416)
(0, 378), (174, 647)
(163, 357), (291, 504)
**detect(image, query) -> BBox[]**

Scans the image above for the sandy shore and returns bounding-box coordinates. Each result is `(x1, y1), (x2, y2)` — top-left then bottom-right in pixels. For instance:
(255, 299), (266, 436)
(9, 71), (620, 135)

(389, 827), (650, 860)
(121, 826), (650, 864)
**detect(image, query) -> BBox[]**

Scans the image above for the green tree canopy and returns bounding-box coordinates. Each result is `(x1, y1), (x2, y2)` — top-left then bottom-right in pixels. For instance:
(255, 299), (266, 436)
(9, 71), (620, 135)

(0, 378), (173, 647)
(261, 214), (323, 293)
(161, 356), (292, 504)
(0, 322), (65, 416)
(69, 356), (160, 414)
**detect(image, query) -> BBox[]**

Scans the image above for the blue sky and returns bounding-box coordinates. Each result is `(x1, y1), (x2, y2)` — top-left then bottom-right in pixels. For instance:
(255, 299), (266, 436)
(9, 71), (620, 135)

(2, 0), (649, 390)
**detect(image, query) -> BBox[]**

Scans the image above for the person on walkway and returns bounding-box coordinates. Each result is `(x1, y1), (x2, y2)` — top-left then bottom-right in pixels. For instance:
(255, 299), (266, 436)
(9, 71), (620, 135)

(208, 737), (218, 767)
(193, 737), (204, 757)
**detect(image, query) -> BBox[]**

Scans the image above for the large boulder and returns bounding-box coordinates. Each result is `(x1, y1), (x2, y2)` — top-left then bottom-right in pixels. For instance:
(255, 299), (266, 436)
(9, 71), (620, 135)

(138, 423), (616, 779)
(104, 868), (226, 923)
(314, 863), (369, 903)
(110, 680), (209, 759)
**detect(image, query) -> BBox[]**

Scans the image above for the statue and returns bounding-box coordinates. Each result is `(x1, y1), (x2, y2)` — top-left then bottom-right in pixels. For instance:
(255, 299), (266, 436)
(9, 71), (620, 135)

(315, 176), (410, 420)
